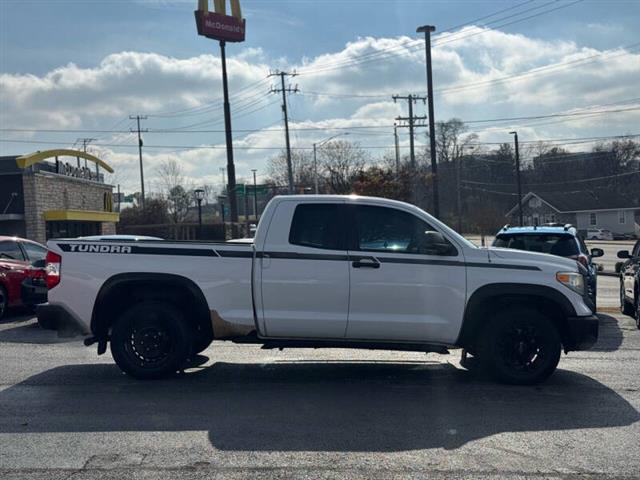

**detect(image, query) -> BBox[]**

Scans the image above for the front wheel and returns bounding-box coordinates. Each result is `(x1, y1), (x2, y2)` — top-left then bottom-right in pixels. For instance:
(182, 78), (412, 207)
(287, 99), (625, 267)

(111, 301), (193, 380)
(479, 308), (561, 385)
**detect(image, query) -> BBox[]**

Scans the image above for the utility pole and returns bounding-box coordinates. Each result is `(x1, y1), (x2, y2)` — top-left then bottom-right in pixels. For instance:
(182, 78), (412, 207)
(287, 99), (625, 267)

(252, 169), (258, 220)
(269, 70), (298, 194)
(76, 138), (96, 169)
(509, 131), (524, 226)
(455, 149), (463, 233)
(393, 95), (426, 169)
(393, 124), (400, 178)
(394, 95), (427, 204)
(417, 25), (440, 218)
(129, 115), (148, 208)
(243, 182), (250, 236)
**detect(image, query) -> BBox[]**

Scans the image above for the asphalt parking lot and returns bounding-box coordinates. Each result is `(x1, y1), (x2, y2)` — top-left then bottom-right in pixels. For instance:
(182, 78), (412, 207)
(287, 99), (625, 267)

(1, 281), (639, 479)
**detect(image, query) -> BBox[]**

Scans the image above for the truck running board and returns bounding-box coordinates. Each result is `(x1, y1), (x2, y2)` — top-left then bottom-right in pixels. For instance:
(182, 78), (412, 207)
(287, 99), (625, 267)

(257, 339), (449, 354)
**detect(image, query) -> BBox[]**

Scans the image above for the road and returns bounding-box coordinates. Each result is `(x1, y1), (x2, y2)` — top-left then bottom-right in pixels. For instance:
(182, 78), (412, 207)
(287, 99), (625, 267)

(1, 283), (638, 479)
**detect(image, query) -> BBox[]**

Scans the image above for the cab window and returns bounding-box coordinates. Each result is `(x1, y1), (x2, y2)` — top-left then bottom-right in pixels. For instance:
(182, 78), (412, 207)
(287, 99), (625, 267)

(351, 205), (456, 256)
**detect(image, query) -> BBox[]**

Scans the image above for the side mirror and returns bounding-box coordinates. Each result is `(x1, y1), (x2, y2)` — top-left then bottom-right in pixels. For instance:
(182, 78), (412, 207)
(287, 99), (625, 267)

(590, 248), (604, 258)
(617, 250), (631, 259)
(422, 231), (456, 256)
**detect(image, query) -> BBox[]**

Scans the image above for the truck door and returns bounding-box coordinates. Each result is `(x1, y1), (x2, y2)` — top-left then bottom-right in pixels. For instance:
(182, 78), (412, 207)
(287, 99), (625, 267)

(259, 201), (349, 338)
(345, 204), (466, 344)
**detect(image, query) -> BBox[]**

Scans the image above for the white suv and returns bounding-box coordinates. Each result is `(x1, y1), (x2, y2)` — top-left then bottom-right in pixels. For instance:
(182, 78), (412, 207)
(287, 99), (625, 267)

(587, 229), (613, 241)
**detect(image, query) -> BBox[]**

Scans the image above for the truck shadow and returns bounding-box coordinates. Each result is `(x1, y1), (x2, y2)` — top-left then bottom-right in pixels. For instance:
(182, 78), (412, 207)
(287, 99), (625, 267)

(1, 361), (637, 452)
(592, 313), (624, 352)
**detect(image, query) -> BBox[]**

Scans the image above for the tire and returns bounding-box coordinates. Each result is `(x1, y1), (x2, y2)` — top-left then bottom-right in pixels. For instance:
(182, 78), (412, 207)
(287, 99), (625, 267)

(193, 331), (213, 355)
(620, 282), (634, 316)
(635, 301), (640, 330)
(110, 301), (193, 380)
(478, 308), (561, 385)
(0, 286), (7, 320)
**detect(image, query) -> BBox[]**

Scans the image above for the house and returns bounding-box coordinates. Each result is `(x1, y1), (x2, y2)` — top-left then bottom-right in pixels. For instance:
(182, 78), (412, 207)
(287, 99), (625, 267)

(506, 191), (639, 237)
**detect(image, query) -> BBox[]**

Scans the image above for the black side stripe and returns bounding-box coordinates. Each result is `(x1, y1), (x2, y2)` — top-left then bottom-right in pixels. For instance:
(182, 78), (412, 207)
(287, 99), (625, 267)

(55, 243), (541, 271)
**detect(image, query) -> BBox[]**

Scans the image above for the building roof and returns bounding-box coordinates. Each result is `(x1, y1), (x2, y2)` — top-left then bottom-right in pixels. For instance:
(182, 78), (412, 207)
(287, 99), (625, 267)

(507, 190), (640, 216)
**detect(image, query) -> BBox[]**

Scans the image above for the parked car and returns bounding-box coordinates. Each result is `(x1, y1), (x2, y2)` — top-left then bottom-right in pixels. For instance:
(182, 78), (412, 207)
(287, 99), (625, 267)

(492, 224), (603, 309)
(586, 228), (614, 241)
(38, 195), (598, 385)
(618, 240), (640, 329)
(0, 236), (48, 319)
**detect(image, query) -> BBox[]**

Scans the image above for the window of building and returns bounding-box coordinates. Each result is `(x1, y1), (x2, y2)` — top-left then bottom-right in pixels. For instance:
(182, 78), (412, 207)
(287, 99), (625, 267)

(589, 213), (597, 226)
(0, 240), (25, 261)
(619, 210), (626, 224)
(289, 204), (343, 250)
(352, 205), (456, 256)
(529, 197), (541, 208)
(550, 214), (557, 223)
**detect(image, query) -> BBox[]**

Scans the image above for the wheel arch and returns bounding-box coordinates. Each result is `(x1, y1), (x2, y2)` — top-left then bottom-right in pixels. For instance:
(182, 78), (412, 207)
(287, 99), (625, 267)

(91, 272), (212, 342)
(456, 283), (577, 351)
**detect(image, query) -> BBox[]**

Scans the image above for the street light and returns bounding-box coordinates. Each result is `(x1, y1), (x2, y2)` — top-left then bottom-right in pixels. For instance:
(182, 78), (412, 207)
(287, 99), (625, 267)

(194, 188), (205, 238)
(313, 133), (349, 194)
(509, 131), (524, 226)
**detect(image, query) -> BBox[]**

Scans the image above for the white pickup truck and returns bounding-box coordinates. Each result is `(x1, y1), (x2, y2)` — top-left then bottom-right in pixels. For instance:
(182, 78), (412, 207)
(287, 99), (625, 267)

(38, 195), (598, 384)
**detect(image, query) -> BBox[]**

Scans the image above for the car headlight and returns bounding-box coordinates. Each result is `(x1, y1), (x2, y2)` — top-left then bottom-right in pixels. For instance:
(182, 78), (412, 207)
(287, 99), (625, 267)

(556, 272), (585, 296)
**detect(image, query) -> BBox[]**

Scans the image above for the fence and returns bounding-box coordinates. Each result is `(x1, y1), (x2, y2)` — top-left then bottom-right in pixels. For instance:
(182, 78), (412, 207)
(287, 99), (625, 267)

(117, 222), (245, 241)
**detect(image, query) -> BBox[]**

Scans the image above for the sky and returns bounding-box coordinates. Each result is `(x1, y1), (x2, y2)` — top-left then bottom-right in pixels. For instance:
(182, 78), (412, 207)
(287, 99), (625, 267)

(1, 0), (639, 194)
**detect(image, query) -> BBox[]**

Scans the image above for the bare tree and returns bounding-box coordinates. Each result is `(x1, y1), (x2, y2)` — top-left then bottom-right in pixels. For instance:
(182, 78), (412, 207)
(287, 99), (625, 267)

(319, 140), (368, 194)
(156, 158), (193, 223)
(267, 149), (315, 190)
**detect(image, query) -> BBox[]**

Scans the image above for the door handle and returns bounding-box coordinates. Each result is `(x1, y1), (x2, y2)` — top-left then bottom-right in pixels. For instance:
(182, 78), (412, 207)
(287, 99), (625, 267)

(352, 258), (380, 269)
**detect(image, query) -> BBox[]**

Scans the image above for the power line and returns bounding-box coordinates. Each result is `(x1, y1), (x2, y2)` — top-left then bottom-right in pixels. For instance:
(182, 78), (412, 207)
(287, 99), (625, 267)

(462, 170), (640, 187)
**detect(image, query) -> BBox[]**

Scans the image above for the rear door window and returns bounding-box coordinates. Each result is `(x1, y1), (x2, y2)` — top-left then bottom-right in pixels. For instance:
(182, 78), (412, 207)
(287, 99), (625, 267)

(494, 234), (579, 257)
(22, 242), (47, 263)
(289, 204), (344, 250)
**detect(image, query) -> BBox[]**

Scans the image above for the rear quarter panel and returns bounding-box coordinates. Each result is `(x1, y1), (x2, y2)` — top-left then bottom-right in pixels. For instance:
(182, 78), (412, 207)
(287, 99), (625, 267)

(46, 241), (254, 331)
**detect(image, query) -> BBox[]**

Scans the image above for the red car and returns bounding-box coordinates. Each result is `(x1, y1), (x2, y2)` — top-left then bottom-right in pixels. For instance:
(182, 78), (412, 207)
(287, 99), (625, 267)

(0, 236), (48, 319)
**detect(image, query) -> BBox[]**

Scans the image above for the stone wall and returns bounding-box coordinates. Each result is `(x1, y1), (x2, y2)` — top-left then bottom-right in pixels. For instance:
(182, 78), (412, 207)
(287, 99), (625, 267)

(23, 171), (114, 243)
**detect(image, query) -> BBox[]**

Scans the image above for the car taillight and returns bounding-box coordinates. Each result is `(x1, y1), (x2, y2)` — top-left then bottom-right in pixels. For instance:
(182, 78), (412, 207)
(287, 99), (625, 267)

(577, 254), (589, 268)
(45, 251), (62, 289)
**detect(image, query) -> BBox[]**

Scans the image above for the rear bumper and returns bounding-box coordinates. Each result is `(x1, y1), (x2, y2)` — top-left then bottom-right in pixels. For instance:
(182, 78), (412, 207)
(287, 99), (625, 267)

(36, 303), (89, 336)
(565, 314), (599, 351)
(21, 280), (47, 306)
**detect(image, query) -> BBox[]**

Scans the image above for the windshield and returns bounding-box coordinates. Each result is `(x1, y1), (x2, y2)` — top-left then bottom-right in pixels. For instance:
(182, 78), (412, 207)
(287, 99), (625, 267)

(494, 234), (580, 257)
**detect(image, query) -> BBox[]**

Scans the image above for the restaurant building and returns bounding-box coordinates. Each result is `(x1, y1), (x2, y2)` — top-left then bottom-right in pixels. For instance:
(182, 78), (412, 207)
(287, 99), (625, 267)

(0, 150), (119, 243)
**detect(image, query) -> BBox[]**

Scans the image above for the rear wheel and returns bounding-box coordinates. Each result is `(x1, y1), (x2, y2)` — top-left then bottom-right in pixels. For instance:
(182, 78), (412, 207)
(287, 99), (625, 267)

(0, 286), (7, 320)
(620, 282), (634, 316)
(479, 308), (561, 385)
(110, 301), (193, 379)
(635, 301), (640, 330)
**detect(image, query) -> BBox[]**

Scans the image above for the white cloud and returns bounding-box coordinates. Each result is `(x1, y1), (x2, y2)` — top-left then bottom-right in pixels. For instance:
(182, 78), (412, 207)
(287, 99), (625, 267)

(2, 26), (639, 193)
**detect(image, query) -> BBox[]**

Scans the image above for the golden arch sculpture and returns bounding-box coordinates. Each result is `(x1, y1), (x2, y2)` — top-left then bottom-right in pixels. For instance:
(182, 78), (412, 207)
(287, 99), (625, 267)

(197, 0), (242, 20)
(15, 149), (114, 174)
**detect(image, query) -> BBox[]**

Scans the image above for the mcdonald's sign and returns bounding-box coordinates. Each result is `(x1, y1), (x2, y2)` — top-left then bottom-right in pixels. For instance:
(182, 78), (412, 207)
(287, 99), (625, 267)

(195, 0), (246, 42)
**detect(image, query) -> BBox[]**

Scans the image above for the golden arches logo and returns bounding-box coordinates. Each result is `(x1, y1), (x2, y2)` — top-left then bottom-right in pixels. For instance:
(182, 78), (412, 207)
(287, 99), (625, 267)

(197, 0), (242, 21)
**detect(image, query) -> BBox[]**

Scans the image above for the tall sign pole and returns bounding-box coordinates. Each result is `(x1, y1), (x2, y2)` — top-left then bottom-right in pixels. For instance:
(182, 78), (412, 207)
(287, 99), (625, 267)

(195, 0), (246, 229)
(417, 25), (439, 218)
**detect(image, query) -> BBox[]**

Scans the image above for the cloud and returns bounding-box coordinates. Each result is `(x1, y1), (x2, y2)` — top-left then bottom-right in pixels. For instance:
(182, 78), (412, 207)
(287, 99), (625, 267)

(1, 26), (639, 193)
